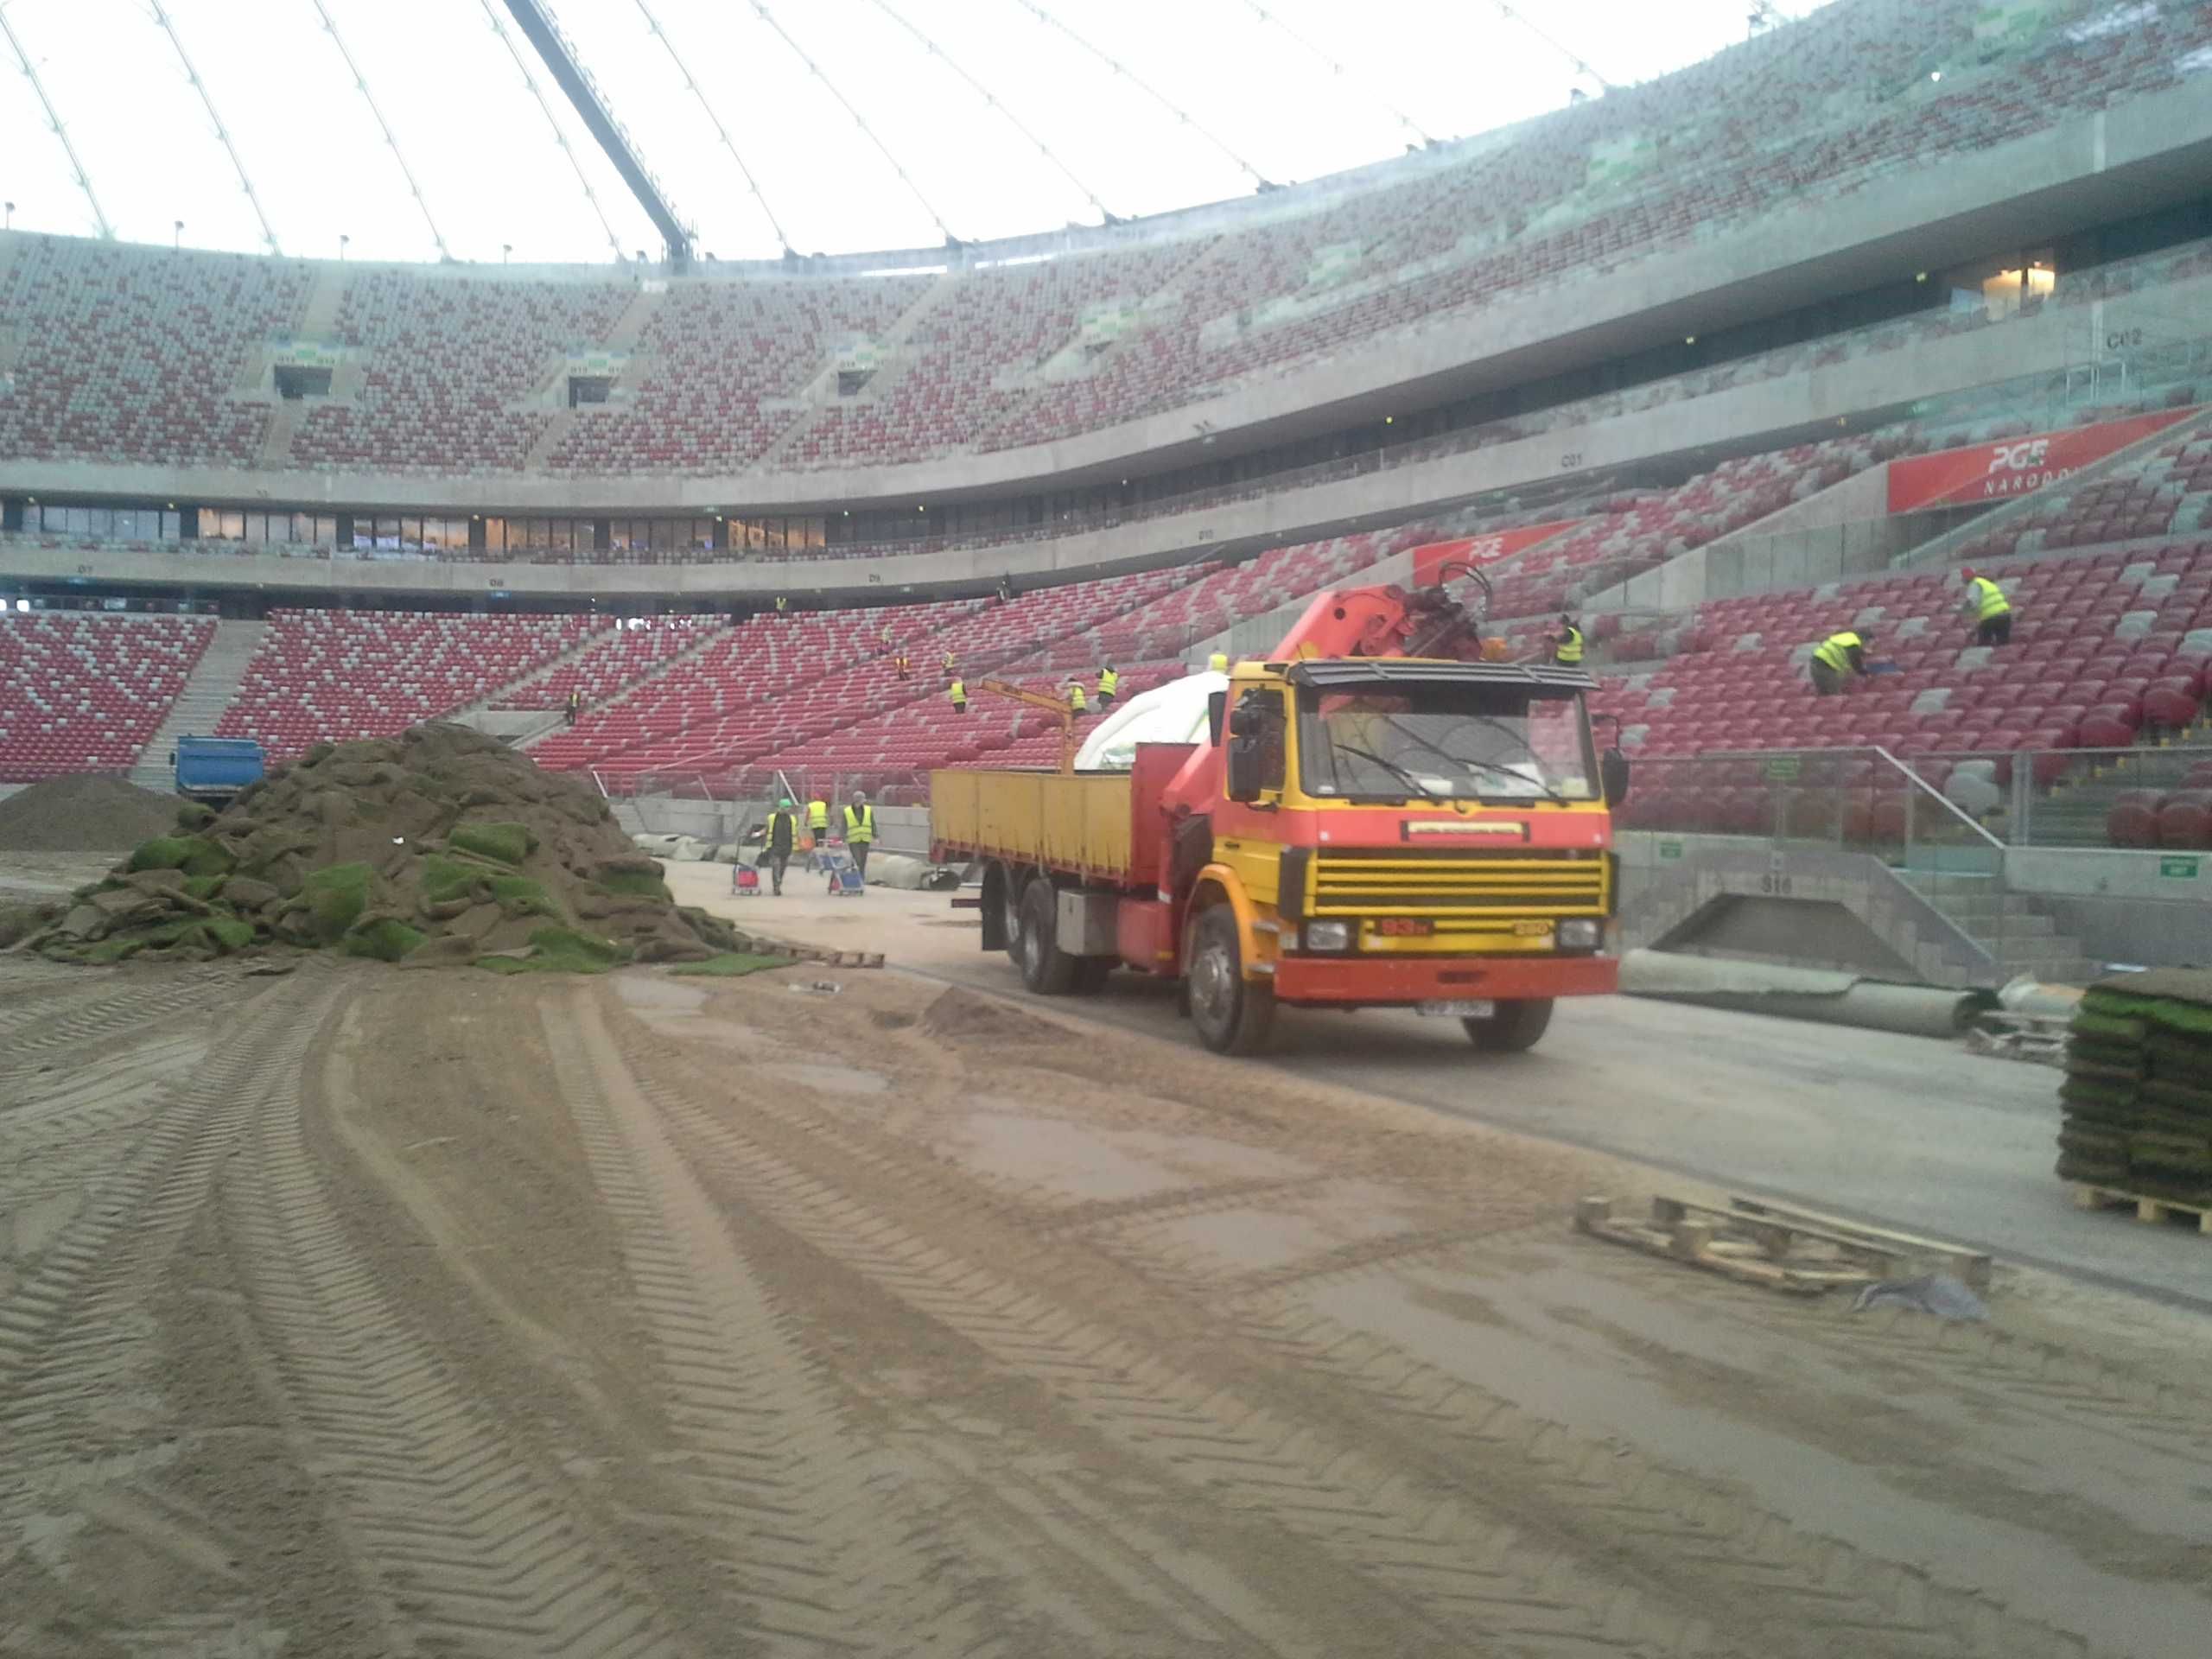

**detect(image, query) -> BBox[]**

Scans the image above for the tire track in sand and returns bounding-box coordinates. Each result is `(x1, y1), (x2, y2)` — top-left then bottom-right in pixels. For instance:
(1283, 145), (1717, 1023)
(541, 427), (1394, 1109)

(613, 1014), (1707, 1659)
(213, 985), (682, 1659)
(0, 964), (231, 1089)
(624, 1008), (2110, 1659)
(0, 969), (330, 1417)
(554, 988), (1050, 1659)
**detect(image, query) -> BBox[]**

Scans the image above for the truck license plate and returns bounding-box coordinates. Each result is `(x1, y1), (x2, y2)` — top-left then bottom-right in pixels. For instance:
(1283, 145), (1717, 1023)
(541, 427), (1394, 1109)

(1417, 999), (1495, 1019)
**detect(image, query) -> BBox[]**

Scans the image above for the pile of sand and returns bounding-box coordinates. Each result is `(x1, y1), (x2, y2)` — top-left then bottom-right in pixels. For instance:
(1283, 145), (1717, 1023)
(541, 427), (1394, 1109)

(0, 773), (183, 853)
(2, 723), (741, 970)
(918, 985), (1059, 1046)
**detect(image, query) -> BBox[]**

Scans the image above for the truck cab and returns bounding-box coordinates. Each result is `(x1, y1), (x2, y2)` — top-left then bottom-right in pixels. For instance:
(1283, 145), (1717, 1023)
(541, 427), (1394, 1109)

(172, 734), (265, 809)
(1184, 655), (1624, 1052)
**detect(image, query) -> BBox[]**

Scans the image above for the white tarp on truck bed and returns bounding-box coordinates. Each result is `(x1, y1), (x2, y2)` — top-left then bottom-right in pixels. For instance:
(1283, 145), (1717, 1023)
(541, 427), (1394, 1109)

(1075, 671), (1227, 772)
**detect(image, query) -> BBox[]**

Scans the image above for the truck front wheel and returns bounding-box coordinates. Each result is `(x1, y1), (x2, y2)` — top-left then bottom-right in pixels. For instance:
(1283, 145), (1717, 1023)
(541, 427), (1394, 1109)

(1187, 906), (1275, 1056)
(1016, 880), (1082, 995)
(1463, 998), (1553, 1053)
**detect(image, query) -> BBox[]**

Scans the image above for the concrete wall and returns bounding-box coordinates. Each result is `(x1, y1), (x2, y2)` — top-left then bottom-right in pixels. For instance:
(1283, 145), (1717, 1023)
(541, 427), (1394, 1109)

(1612, 832), (2007, 985)
(2006, 846), (2209, 966)
(3, 77), (2207, 524)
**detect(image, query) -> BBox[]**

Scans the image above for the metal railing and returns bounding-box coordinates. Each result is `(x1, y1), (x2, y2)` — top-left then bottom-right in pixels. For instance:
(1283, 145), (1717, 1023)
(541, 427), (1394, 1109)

(1622, 746), (2000, 866)
(1913, 741), (2212, 848)
(1619, 745), (2035, 973)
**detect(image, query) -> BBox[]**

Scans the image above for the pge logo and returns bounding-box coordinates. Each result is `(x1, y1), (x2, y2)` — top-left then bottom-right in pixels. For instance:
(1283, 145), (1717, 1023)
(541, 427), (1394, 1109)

(1988, 439), (2050, 474)
(1467, 535), (1507, 563)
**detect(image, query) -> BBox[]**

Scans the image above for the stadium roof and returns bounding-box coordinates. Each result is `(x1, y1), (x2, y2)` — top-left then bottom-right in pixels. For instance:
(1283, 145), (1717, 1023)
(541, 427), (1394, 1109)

(2, 0), (1834, 266)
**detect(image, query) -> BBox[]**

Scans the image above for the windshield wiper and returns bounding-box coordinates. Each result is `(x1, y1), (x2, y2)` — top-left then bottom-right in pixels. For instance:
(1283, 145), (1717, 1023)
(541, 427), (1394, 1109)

(1328, 741), (1447, 804)
(1376, 715), (1567, 805)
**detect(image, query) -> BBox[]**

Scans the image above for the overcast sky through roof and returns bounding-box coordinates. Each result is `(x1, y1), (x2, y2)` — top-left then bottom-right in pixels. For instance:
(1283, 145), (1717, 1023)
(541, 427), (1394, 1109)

(1, 0), (1836, 265)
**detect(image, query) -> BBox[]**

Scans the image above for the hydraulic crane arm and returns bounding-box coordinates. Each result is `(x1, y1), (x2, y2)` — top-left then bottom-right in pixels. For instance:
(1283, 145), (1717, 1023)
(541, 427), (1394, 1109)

(1269, 569), (1494, 663)
(975, 678), (1079, 774)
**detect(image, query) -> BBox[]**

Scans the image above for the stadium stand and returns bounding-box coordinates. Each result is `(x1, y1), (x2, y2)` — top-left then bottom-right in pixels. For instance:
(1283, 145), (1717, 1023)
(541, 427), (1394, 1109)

(215, 610), (605, 761)
(1596, 543), (2212, 847)
(0, 613), (213, 781)
(6, 6), (2211, 485)
(290, 270), (633, 474)
(0, 239), (310, 467)
(493, 616), (727, 713)
(541, 277), (927, 475)
(781, 244), (1199, 467)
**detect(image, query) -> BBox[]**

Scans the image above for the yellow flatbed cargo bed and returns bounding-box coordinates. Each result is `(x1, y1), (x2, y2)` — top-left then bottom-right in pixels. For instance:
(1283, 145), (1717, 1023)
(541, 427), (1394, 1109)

(930, 766), (1143, 887)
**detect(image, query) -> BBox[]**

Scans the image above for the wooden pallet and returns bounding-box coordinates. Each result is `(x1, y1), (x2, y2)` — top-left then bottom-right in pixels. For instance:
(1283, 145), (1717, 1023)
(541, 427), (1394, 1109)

(720, 928), (885, 971)
(2071, 1184), (2212, 1235)
(1575, 1194), (1992, 1294)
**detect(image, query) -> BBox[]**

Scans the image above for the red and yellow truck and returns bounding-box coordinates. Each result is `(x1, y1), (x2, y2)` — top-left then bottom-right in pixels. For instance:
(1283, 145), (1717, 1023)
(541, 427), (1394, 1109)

(930, 582), (1627, 1054)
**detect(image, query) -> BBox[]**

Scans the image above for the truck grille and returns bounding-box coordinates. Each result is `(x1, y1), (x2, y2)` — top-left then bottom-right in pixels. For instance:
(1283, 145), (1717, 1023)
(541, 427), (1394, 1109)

(1311, 849), (1606, 915)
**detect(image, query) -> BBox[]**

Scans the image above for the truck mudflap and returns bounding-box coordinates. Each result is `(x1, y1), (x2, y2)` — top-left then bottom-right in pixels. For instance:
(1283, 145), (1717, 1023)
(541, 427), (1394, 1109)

(1271, 953), (1617, 1006)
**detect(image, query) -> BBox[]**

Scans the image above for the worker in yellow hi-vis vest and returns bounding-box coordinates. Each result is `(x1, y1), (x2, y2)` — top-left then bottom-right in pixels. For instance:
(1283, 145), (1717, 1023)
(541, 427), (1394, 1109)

(1096, 664), (1120, 709)
(1808, 630), (1874, 696)
(948, 677), (967, 714)
(1066, 679), (1088, 715)
(842, 792), (874, 882)
(1959, 569), (2013, 647)
(1550, 614), (1585, 666)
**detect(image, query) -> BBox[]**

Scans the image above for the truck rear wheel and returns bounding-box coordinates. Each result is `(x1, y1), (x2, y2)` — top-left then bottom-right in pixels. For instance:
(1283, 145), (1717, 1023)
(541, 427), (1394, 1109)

(1463, 998), (1553, 1053)
(1187, 906), (1274, 1056)
(1016, 879), (1082, 995)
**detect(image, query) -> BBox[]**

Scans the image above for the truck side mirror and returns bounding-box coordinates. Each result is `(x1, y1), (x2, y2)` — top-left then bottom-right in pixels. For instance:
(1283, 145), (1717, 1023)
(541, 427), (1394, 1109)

(1600, 747), (1630, 809)
(1207, 690), (1226, 747)
(1225, 737), (1262, 802)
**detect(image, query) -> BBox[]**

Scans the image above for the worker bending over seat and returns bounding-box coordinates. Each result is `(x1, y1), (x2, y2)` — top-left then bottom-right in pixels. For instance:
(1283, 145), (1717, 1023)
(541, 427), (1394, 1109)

(1959, 568), (2012, 646)
(1808, 629), (1875, 696)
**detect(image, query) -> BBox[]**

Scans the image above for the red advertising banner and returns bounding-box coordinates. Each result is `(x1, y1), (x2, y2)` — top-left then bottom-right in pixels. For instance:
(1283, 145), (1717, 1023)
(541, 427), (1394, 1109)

(1885, 406), (2198, 513)
(1413, 519), (1584, 588)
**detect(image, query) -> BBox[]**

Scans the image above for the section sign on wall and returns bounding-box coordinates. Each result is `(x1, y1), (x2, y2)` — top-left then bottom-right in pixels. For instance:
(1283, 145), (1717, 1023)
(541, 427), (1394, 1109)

(1885, 406), (2199, 513)
(1413, 520), (1586, 588)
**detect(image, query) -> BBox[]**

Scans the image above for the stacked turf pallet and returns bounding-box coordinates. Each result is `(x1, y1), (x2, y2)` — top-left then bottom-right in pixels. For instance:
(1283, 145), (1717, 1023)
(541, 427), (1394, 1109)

(2057, 969), (2212, 1206)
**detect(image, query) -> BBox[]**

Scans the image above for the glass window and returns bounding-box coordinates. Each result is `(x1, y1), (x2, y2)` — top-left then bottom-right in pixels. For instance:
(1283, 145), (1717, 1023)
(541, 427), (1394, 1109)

(162, 511), (181, 542)
(86, 506), (112, 537)
(484, 518), (507, 553)
(214, 510), (245, 541)
(1295, 681), (1596, 802)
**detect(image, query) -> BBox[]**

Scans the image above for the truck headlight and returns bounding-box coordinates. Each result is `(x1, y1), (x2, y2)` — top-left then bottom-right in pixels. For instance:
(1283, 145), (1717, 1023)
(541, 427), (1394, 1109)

(1303, 920), (1352, 951)
(1556, 918), (1601, 950)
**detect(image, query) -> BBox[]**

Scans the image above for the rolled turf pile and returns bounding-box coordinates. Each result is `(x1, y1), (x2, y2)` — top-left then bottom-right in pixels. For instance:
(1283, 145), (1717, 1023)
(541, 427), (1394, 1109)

(2, 722), (745, 971)
(2056, 969), (2212, 1204)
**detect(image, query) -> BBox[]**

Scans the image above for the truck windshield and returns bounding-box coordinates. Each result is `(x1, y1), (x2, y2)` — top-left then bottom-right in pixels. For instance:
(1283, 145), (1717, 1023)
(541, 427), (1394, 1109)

(1296, 681), (1598, 803)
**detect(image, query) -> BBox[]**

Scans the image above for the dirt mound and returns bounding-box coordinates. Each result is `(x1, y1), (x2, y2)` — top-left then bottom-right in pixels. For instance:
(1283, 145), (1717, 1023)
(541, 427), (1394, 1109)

(918, 985), (1060, 1046)
(7, 723), (741, 970)
(0, 772), (182, 852)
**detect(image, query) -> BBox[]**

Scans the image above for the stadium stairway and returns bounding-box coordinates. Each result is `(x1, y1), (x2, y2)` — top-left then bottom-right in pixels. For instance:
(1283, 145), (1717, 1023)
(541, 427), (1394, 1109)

(515, 622), (735, 753)
(1890, 872), (2097, 985)
(127, 618), (268, 791)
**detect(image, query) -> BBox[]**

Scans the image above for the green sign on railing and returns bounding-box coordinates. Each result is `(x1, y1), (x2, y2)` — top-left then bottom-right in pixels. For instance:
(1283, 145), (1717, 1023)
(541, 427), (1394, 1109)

(1762, 756), (1801, 782)
(2159, 855), (2202, 880)
(1657, 840), (1683, 861)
